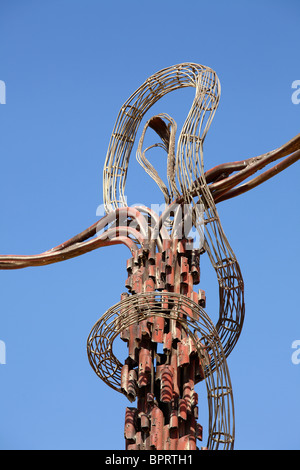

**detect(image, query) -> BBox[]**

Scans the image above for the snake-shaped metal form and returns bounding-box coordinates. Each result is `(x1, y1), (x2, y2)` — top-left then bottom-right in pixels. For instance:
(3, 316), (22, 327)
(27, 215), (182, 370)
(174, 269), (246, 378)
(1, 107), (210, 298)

(103, 63), (245, 360)
(1, 63), (299, 450)
(93, 63), (244, 449)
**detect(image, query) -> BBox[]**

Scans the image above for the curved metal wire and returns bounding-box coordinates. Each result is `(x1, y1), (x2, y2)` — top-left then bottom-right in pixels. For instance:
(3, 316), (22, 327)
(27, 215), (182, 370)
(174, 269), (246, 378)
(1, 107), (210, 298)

(103, 63), (219, 212)
(87, 292), (234, 450)
(0, 61), (298, 451)
(103, 62), (245, 360)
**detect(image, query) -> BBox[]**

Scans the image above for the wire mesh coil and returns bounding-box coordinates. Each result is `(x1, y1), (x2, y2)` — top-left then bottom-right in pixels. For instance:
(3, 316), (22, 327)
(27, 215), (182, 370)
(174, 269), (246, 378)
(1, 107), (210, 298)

(103, 63), (245, 362)
(87, 291), (234, 450)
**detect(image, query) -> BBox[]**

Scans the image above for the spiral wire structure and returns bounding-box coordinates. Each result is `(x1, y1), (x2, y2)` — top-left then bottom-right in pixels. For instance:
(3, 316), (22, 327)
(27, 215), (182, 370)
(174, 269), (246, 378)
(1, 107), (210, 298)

(94, 63), (244, 449)
(1, 62), (298, 450)
(87, 292), (234, 449)
(103, 62), (245, 363)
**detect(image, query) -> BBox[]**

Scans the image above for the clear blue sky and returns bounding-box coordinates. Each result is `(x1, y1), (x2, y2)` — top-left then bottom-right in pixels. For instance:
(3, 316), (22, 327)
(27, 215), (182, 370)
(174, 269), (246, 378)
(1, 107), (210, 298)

(0, 0), (299, 450)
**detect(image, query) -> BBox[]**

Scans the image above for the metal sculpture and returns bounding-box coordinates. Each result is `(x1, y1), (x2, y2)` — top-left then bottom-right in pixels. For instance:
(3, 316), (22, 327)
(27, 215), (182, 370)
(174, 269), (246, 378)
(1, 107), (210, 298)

(0, 63), (299, 450)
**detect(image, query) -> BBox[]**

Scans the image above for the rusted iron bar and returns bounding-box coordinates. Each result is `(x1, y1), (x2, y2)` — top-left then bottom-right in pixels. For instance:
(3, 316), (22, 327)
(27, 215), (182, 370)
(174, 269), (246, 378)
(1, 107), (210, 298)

(206, 133), (300, 202)
(0, 207), (150, 270)
(213, 148), (300, 203)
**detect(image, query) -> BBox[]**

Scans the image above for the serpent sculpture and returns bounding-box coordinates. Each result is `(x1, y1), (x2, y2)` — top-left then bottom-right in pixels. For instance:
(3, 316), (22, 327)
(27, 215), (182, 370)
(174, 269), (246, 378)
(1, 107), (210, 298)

(1, 63), (299, 450)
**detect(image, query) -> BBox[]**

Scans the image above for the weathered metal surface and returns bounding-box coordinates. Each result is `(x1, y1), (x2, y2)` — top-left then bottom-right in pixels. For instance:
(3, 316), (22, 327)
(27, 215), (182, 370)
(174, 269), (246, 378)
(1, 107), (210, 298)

(87, 240), (235, 449)
(1, 63), (298, 452)
(119, 239), (214, 450)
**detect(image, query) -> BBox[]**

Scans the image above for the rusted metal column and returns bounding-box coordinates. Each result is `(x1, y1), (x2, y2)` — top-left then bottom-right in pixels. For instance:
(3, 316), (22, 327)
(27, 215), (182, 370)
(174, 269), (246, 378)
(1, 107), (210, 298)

(121, 238), (207, 451)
